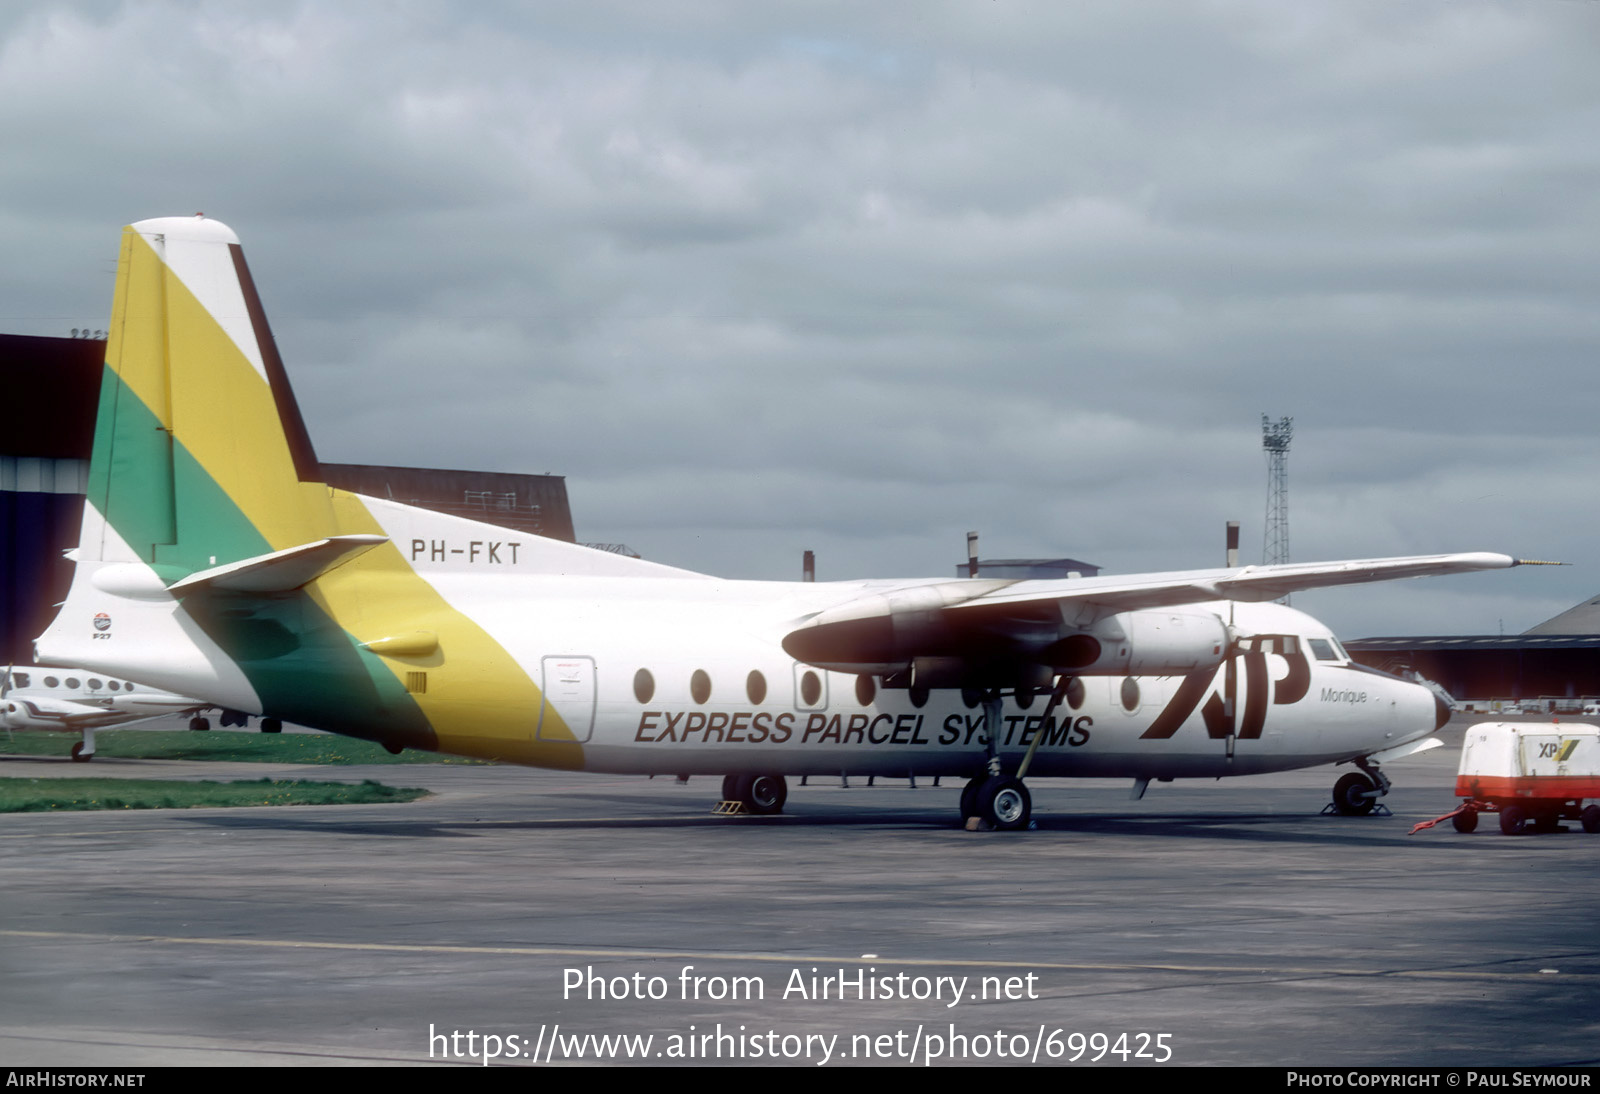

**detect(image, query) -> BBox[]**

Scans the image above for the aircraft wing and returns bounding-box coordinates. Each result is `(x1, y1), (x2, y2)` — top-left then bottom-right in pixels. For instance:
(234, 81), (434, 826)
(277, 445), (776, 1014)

(782, 552), (1529, 674)
(946, 551), (1523, 621)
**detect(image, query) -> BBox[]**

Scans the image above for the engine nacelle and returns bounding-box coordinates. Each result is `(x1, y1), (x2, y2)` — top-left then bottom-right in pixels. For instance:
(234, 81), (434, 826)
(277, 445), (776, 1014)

(1, 698), (66, 730)
(783, 590), (1230, 680)
(1042, 609), (1230, 676)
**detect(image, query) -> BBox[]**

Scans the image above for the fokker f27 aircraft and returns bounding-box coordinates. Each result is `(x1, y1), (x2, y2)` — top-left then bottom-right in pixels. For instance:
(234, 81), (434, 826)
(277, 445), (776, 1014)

(35, 216), (1535, 828)
(1, 664), (215, 760)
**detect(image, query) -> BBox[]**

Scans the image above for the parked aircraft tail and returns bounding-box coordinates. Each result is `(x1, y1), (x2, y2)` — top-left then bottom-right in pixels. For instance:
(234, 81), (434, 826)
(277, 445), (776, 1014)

(35, 216), (684, 763)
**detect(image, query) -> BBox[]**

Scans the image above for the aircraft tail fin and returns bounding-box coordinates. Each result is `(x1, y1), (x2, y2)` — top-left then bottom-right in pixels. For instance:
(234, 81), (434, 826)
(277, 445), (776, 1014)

(81, 215), (331, 572)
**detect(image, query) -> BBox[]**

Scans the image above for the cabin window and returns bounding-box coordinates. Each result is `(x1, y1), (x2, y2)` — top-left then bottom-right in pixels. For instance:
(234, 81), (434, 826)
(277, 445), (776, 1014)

(12, 672), (29, 688)
(66, 678), (80, 689)
(746, 670), (767, 704)
(43, 676), (58, 688)
(800, 671), (821, 706)
(1120, 678), (1140, 711)
(1308, 638), (1341, 662)
(855, 674), (875, 706)
(633, 668), (654, 703)
(88, 679), (103, 690)
(690, 669), (712, 704)
(1066, 676), (1085, 710)
(108, 681), (121, 691)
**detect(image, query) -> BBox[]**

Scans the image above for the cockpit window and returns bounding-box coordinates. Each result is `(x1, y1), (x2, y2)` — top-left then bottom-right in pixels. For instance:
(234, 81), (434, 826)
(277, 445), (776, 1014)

(1307, 638), (1341, 662)
(12, 672), (29, 688)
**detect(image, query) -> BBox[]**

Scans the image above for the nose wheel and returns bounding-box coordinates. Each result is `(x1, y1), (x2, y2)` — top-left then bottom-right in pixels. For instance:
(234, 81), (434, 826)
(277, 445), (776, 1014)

(1331, 772), (1379, 816)
(1327, 755), (1393, 817)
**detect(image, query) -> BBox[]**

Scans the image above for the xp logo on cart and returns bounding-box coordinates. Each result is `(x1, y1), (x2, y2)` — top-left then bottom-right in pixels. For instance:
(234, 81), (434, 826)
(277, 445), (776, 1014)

(92, 612), (112, 636)
(1538, 740), (1580, 762)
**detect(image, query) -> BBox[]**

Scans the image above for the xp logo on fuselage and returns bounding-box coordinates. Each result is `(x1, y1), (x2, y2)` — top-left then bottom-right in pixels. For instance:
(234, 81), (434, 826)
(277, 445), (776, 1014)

(92, 613), (111, 634)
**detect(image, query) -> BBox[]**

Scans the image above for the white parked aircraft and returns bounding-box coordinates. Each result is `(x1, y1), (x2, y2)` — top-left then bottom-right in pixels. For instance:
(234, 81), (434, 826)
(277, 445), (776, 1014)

(1, 664), (217, 761)
(33, 216), (1542, 825)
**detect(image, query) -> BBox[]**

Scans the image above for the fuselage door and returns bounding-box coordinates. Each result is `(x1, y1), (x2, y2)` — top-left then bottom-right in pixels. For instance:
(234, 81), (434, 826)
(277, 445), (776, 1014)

(537, 656), (596, 743)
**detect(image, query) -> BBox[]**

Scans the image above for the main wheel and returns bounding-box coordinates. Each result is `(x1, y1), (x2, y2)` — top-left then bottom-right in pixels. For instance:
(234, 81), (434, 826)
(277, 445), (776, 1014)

(734, 774), (787, 815)
(721, 774), (740, 802)
(1499, 804), (1529, 835)
(70, 741), (93, 763)
(1332, 772), (1377, 816)
(958, 775), (986, 821)
(974, 775), (1031, 831)
(1451, 808), (1478, 833)
(189, 716), (210, 732)
(1580, 804), (1600, 834)
(260, 717), (282, 733)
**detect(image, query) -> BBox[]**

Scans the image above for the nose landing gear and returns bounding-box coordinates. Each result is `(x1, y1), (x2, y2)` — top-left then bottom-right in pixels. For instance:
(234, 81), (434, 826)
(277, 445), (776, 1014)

(1327, 756), (1393, 817)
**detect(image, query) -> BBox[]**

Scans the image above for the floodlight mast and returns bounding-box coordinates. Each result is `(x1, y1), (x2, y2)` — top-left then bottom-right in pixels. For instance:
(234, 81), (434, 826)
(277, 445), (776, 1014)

(1262, 414), (1293, 602)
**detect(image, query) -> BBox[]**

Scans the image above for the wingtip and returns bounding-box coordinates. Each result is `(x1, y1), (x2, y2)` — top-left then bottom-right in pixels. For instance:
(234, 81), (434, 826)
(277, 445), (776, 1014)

(1512, 559), (1567, 567)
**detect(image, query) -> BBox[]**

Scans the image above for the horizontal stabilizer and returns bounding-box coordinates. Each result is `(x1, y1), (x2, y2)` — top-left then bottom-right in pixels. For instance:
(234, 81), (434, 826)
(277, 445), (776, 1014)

(167, 535), (388, 596)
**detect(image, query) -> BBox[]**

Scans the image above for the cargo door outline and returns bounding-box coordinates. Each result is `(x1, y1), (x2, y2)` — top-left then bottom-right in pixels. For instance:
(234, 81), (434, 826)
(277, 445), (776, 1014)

(537, 656), (596, 743)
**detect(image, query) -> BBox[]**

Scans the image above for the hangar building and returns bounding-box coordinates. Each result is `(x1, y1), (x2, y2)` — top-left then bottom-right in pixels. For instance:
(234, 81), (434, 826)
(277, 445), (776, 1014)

(1347, 598), (1600, 710)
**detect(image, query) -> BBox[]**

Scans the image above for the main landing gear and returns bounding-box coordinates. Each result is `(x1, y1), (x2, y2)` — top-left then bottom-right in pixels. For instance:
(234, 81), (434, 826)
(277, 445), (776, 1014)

(720, 773), (788, 815)
(1328, 755), (1392, 817)
(956, 680), (1074, 831)
(70, 730), (95, 763)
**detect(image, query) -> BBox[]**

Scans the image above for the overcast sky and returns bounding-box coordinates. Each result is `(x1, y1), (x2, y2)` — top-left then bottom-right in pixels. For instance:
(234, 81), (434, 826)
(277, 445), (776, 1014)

(4, 1), (1598, 636)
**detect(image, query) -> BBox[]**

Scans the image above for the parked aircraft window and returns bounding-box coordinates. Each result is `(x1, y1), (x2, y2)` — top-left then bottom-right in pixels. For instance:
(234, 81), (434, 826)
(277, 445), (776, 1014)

(13, 673), (29, 688)
(800, 671), (821, 706)
(691, 669), (712, 704)
(1120, 678), (1140, 711)
(1066, 677), (1085, 710)
(88, 679), (103, 690)
(108, 680), (121, 691)
(855, 674), (875, 706)
(746, 670), (766, 704)
(66, 678), (80, 689)
(633, 668), (654, 704)
(1308, 638), (1339, 662)
(124, 683), (134, 691)
(44, 676), (59, 688)
(961, 688), (981, 709)
(1329, 638), (1349, 660)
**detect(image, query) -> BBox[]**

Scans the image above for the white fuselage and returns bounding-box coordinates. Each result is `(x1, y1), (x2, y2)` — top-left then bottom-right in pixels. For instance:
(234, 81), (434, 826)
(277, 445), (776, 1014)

(424, 572), (1438, 779)
(0, 665), (201, 732)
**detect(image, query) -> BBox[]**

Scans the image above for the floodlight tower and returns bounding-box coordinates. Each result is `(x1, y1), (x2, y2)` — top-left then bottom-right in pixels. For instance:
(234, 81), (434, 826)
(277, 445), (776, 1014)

(1261, 415), (1293, 580)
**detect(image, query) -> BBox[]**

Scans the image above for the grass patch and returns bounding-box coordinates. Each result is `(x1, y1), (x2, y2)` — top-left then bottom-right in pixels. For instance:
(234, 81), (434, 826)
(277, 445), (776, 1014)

(0, 730), (488, 765)
(0, 776), (430, 812)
